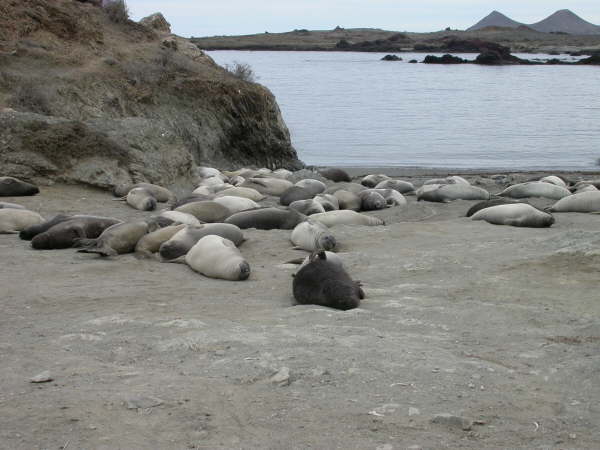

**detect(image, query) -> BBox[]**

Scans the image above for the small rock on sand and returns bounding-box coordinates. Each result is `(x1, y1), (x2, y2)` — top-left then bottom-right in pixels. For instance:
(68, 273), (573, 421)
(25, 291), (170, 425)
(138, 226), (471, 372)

(30, 371), (53, 383)
(126, 395), (164, 410)
(431, 413), (473, 431)
(270, 367), (290, 386)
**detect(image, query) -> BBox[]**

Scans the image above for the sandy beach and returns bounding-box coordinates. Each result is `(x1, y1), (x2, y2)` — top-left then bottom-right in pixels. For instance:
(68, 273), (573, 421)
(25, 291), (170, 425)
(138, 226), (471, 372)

(1, 169), (600, 449)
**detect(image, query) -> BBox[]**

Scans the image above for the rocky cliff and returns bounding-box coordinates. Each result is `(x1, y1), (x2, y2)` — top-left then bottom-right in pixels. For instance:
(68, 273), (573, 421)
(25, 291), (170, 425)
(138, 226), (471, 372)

(0, 0), (302, 190)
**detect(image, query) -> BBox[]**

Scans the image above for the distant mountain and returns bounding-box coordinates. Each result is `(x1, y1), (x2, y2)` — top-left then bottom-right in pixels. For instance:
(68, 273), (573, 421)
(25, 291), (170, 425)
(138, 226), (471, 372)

(468, 9), (600, 35)
(529, 9), (600, 35)
(467, 11), (523, 31)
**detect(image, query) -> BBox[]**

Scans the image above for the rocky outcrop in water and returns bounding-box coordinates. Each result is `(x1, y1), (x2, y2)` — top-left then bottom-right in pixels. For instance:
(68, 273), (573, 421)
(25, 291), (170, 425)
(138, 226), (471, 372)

(0, 1), (301, 190)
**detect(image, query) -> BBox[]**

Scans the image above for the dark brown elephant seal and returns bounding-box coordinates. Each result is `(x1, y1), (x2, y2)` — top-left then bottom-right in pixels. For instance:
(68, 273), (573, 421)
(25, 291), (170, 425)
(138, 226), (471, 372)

(0, 177), (39, 197)
(31, 216), (123, 249)
(225, 207), (306, 230)
(318, 168), (351, 183)
(293, 251), (364, 310)
(20, 214), (74, 240)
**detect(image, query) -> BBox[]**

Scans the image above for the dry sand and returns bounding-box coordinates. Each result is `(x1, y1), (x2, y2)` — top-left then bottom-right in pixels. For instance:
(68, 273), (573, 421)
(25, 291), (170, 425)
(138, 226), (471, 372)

(1, 170), (600, 449)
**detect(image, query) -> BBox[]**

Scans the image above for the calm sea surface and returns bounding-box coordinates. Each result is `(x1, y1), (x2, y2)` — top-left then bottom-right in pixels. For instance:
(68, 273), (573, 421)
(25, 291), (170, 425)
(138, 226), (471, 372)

(207, 51), (600, 170)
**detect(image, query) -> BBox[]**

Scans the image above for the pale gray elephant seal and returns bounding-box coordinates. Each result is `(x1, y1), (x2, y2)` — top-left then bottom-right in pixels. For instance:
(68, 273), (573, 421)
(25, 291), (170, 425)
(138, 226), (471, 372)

(280, 186), (313, 206)
(291, 220), (337, 252)
(471, 203), (555, 228)
(293, 250), (364, 310)
(174, 201), (231, 223)
(547, 191), (600, 213)
(113, 183), (175, 203)
(124, 187), (157, 211)
(310, 210), (385, 227)
(361, 174), (390, 188)
(417, 184), (490, 202)
(134, 224), (187, 258)
(313, 194), (339, 211)
(333, 190), (362, 211)
(294, 179), (326, 196)
(225, 207), (305, 230)
(367, 189), (407, 207)
(498, 182), (571, 200)
(159, 223), (245, 261)
(76, 220), (154, 256)
(318, 168), (351, 183)
(358, 190), (387, 211)
(185, 235), (250, 281)
(289, 199), (326, 216)
(465, 198), (520, 217)
(324, 183), (366, 195)
(375, 179), (415, 194)
(169, 194), (214, 210)
(0, 202), (26, 210)
(158, 211), (202, 226)
(0, 209), (44, 233)
(240, 177), (293, 196)
(0, 177), (39, 197)
(31, 216), (122, 249)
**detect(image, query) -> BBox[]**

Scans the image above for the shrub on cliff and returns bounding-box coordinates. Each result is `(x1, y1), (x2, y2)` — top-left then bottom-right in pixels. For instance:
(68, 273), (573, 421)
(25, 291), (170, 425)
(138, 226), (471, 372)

(103, 0), (129, 24)
(225, 62), (257, 83)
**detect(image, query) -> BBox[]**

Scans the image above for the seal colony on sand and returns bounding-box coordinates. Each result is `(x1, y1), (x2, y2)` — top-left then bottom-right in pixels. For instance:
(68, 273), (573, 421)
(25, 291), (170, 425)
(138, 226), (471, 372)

(3, 167), (599, 296)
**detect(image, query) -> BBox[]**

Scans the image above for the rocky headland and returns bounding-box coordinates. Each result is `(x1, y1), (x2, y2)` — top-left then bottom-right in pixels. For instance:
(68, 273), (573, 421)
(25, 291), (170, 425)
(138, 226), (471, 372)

(0, 0), (302, 191)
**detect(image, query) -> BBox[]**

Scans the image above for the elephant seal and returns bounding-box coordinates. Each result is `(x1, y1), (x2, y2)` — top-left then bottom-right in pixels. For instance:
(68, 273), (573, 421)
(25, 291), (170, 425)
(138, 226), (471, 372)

(0, 177), (39, 197)
(310, 210), (385, 227)
(375, 179), (415, 194)
(215, 187), (265, 202)
(185, 236), (250, 281)
(134, 224), (187, 258)
(0, 202), (25, 210)
(20, 214), (73, 240)
(241, 177), (293, 196)
(446, 175), (470, 185)
(365, 189), (407, 207)
(313, 194), (339, 211)
(318, 168), (351, 183)
(76, 220), (154, 256)
(159, 223), (245, 261)
(333, 190), (362, 211)
(547, 191), (600, 213)
(289, 199), (326, 216)
(124, 187), (157, 211)
(197, 166), (223, 179)
(361, 174), (391, 188)
(31, 216), (122, 249)
(572, 184), (598, 194)
(293, 250), (364, 310)
(280, 186), (314, 206)
(465, 198), (520, 217)
(358, 190), (387, 211)
(113, 183), (175, 203)
(498, 182), (571, 200)
(272, 168), (293, 179)
(540, 175), (567, 187)
(196, 175), (228, 187)
(225, 207), (305, 230)
(295, 179), (326, 196)
(158, 211), (202, 226)
(212, 196), (259, 214)
(324, 182), (367, 195)
(471, 203), (555, 228)
(417, 184), (490, 202)
(174, 201), (231, 223)
(0, 209), (44, 233)
(291, 220), (337, 252)
(169, 194), (214, 210)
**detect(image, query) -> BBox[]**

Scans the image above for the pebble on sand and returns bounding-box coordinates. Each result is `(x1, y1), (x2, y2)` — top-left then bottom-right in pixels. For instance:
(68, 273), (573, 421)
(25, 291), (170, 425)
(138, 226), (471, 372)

(30, 371), (53, 383)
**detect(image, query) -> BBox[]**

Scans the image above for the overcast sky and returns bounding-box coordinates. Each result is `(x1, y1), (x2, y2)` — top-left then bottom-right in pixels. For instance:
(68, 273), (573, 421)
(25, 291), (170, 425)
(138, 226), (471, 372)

(126, 1), (600, 37)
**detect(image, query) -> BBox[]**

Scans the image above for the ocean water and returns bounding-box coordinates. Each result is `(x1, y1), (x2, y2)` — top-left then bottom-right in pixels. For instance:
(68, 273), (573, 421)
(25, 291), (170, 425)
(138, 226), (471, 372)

(207, 51), (600, 170)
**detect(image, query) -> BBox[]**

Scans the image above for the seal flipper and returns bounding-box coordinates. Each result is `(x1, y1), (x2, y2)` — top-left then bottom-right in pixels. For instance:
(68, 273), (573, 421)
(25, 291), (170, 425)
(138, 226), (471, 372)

(77, 245), (117, 257)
